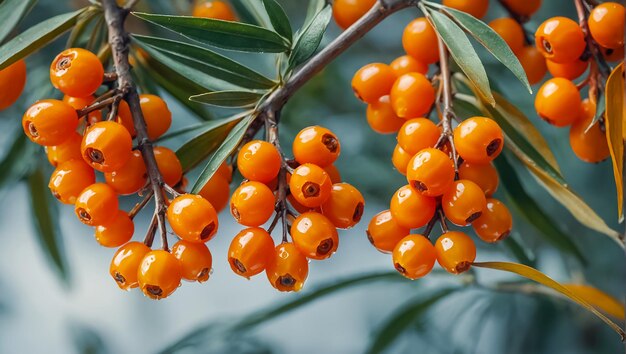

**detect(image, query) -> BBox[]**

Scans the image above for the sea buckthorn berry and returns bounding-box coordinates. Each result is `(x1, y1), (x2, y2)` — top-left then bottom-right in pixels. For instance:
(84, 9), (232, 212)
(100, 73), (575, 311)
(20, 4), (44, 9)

(293, 126), (341, 167)
(50, 48), (104, 97)
(392, 234), (436, 280)
(230, 181), (275, 226)
(193, 0), (237, 21)
(458, 161), (499, 196)
(216, 161), (233, 182)
(392, 145), (412, 175)
(488, 18), (525, 55)
(535, 78), (583, 127)
(116, 100), (135, 137)
(109, 241), (150, 290)
(95, 210), (134, 248)
(453, 117), (504, 163)
(546, 59), (589, 80)
(442, 180), (487, 226)
(366, 95), (405, 134)
(167, 194), (219, 242)
(535, 17), (586, 64)
(289, 163), (333, 208)
(22, 99), (78, 146)
(237, 140), (281, 183)
(139, 94), (172, 140)
(153, 146), (183, 186)
(501, 0), (541, 16)
(396, 118), (440, 155)
(48, 159), (96, 204)
(63, 95), (100, 124)
(443, 0), (488, 18)
(138, 250), (183, 300)
(0, 59), (26, 110)
(472, 198), (513, 243)
(81, 121), (133, 172)
(518, 46), (547, 85)
(366, 210), (410, 253)
(172, 240), (213, 282)
(569, 99), (610, 163)
(389, 55), (428, 77)
(291, 212), (339, 260)
(601, 45), (625, 62)
(332, 0), (376, 29)
(75, 183), (119, 226)
(402, 18), (439, 64)
(198, 173), (230, 212)
(266, 243), (309, 292)
(287, 194), (316, 214)
(321, 183), (365, 229)
(104, 150), (147, 195)
(390, 185), (437, 229)
(228, 227), (275, 278)
(46, 132), (83, 167)
(323, 164), (342, 184)
(406, 148), (455, 197)
(351, 63), (396, 104)
(588, 2), (625, 49)
(390, 73), (435, 118)
(434, 231), (476, 274)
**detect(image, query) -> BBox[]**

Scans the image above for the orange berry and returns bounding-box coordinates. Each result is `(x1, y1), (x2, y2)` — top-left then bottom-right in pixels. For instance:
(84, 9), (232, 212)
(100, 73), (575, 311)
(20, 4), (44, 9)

(392, 144), (412, 175)
(458, 161), (499, 196)
(22, 99), (78, 146)
(332, 0), (376, 30)
(138, 250), (183, 300)
(237, 140), (281, 183)
(472, 198), (513, 243)
(392, 234), (436, 280)
(442, 180), (487, 226)
(153, 146), (183, 186)
(291, 212), (339, 260)
(323, 164), (342, 184)
(389, 55), (428, 76)
(0, 59), (26, 110)
(81, 121), (133, 172)
(535, 17), (586, 64)
(434, 231), (476, 274)
(75, 183), (119, 226)
(489, 18), (525, 55)
(50, 48), (104, 97)
(588, 2), (625, 49)
(193, 0), (237, 21)
(402, 18), (439, 64)
(501, 0), (541, 16)
(321, 183), (365, 229)
(228, 227), (275, 278)
(289, 163), (333, 208)
(366, 210), (410, 253)
(546, 59), (589, 80)
(453, 117), (504, 163)
(63, 95), (101, 124)
(95, 210), (134, 248)
(46, 132), (83, 167)
(104, 150), (147, 195)
(265, 243), (309, 292)
(216, 161), (233, 182)
(535, 78), (583, 127)
(116, 100), (135, 137)
(293, 126), (341, 167)
(396, 118), (440, 155)
(390, 184), (437, 229)
(406, 148), (455, 197)
(443, 0), (488, 18)
(48, 159), (96, 204)
(171, 240), (213, 282)
(351, 63), (396, 104)
(198, 173), (230, 212)
(167, 194), (219, 242)
(110, 241), (150, 290)
(139, 94), (172, 140)
(601, 45), (625, 62)
(230, 181), (275, 226)
(390, 73), (435, 118)
(517, 46), (547, 85)
(366, 95), (405, 134)
(569, 99), (610, 163)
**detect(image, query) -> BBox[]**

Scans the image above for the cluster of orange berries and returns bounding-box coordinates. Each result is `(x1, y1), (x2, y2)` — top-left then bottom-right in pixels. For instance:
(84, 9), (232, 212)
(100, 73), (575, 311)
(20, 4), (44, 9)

(227, 126), (364, 292)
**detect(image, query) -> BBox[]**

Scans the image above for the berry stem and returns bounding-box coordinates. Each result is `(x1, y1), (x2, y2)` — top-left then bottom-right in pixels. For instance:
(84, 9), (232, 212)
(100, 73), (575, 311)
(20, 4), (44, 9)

(128, 189), (154, 220)
(437, 208), (449, 233)
(103, 72), (118, 82)
(423, 212), (439, 238)
(435, 34), (460, 175)
(76, 93), (122, 117)
(265, 110), (291, 243)
(574, 0), (612, 79)
(143, 213), (158, 247)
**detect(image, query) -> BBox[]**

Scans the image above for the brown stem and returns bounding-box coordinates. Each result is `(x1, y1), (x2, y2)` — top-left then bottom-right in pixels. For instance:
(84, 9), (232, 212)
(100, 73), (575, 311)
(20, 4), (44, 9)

(128, 190), (154, 220)
(143, 213), (158, 247)
(574, 0), (611, 78)
(436, 34), (459, 175)
(103, 72), (118, 82)
(423, 212), (439, 238)
(106, 95), (122, 121)
(266, 110), (290, 243)
(438, 208), (449, 233)
(76, 93), (121, 117)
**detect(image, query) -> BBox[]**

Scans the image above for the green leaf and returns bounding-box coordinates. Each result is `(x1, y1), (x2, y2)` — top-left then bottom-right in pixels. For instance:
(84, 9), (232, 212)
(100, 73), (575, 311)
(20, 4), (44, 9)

(304, 0), (326, 28)
(289, 5), (332, 68)
(0, 134), (37, 199)
(263, 0), (292, 41)
(132, 35), (276, 90)
(0, 9), (84, 70)
(604, 63), (624, 222)
(502, 234), (536, 267)
(0, 0), (38, 44)
(229, 0), (264, 26)
(66, 8), (101, 48)
(190, 90), (264, 108)
(131, 12), (289, 52)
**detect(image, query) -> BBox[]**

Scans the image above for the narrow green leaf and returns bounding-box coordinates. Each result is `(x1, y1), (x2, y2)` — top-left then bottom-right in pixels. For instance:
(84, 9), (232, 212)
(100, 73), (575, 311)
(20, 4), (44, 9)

(190, 90), (264, 107)
(0, 134), (37, 199)
(0, 0), (38, 44)
(132, 12), (289, 52)
(263, 0), (292, 41)
(289, 5), (332, 68)
(304, 0), (326, 28)
(229, 0), (264, 26)
(604, 63), (624, 221)
(502, 234), (536, 267)
(0, 9), (84, 70)
(66, 8), (101, 48)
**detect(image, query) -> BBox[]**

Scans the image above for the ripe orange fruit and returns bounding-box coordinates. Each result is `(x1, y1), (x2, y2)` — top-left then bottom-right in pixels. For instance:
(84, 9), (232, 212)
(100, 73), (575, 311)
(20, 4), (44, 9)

(171, 240), (213, 282)
(472, 198), (513, 243)
(390, 184), (437, 229)
(569, 99), (610, 163)
(434, 231), (476, 274)
(237, 140), (282, 183)
(442, 180), (487, 226)
(228, 227), (275, 278)
(402, 18), (439, 64)
(332, 0), (376, 30)
(389, 55), (428, 77)
(489, 18), (525, 55)
(50, 48), (104, 97)
(193, 0), (237, 21)
(406, 148), (455, 197)
(22, 99), (78, 146)
(366, 95), (406, 134)
(517, 46), (547, 85)
(501, 0), (542, 16)
(167, 194), (219, 242)
(265, 243), (309, 292)
(81, 121), (133, 172)
(291, 212), (339, 260)
(153, 146), (183, 186)
(48, 159), (96, 204)
(320, 183), (365, 229)
(390, 72), (435, 118)
(352, 63), (396, 104)
(75, 183), (119, 226)
(458, 161), (499, 196)
(293, 126), (341, 167)
(443, 0), (488, 18)
(0, 59), (26, 110)
(546, 59), (589, 80)
(230, 181), (275, 226)
(95, 210), (134, 248)
(535, 78), (582, 127)
(104, 150), (148, 195)
(110, 241), (151, 290)
(396, 118), (440, 155)
(63, 95), (101, 125)
(392, 234), (437, 279)
(588, 2), (625, 49)
(198, 173), (230, 212)
(289, 163), (333, 208)
(46, 132), (83, 167)
(535, 17), (586, 63)
(138, 250), (183, 299)
(392, 144), (412, 175)
(453, 117), (503, 163)
(366, 210), (410, 253)
(139, 94), (172, 140)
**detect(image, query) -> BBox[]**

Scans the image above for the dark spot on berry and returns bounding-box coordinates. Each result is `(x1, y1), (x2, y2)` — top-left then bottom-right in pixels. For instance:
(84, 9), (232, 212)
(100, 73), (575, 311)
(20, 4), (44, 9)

(466, 211), (482, 224)
(322, 134), (339, 153)
(316, 238), (334, 255)
(56, 55), (73, 71)
(411, 180), (428, 193)
(231, 258), (246, 274)
(497, 230), (511, 242)
(77, 207), (92, 222)
(200, 222), (216, 240)
(302, 182), (320, 198)
(541, 38), (552, 54)
(145, 285), (163, 297)
(197, 267), (211, 282)
(231, 204), (240, 221)
(86, 147), (104, 163)
(353, 202), (364, 222)
(394, 263), (406, 274)
(26, 121), (38, 137)
(277, 274), (296, 288)
(114, 272), (126, 285)
(51, 190), (61, 200)
(455, 261), (471, 274)
(486, 139), (501, 157)
(605, 48), (614, 56)
(366, 230), (375, 245)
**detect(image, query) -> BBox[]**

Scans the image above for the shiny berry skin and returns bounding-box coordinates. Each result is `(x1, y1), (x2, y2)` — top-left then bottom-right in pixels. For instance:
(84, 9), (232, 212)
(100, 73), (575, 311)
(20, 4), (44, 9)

(472, 198), (513, 243)
(109, 241), (150, 290)
(366, 95), (405, 134)
(389, 55), (428, 76)
(501, 0), (541, 16)
(167, 194), (219, 242)
(228, 227), (275, 278)
(453, 117), (504, 163)
(366, 210), (410, 253)
(390, 185), (437, 229)
(535, 17), (586, 64)
(216, 161), (234, 182)
(392, 234), (436, 280)
(140, 94), (172, 140)
(546, 59), (589, 80)
(351, 63), (396, 104)
(81, 121), (133, 172)
(75, 183), (119, 226)
(198, 173), (230, 212)
(402, 18), (439, 64)
(535, 78), (583, 127)
(396, 118), (440, 155)
(46, 132), (83, 167)
(237, 140), (281, 183)
(48, 159), (96, 204)
(50, 48), (104, 97)
(95, 210), (134, 248)
(104, 150), (147, 195)
(588, 2), (625, 49)
(442, 180), (487, 226)
(392, 144), (412, 175)
(489, 18), (525, 55)
(138, 250), (183, 300)
(601, 45), (625, 62)
(63, 95), (100, 124)
(289, 163), (333, 208)
(193, 0), (237, 21)
(332, 0), (376, 29)
(291, 212), (339, 260)
(434, 231), (476, 274)
(321, 183), (365, 229)
(22, 99), (79, 146)
(443, 0), (488, 18)
(518, 46), (547, 85)
(569, 99), (610, 163)
(266, 243), (309, 292)
(116, 100), (135, 137)
(458, 161), (499, 196)
(323, 164), (342, 184)
(293, 126), (341, 167)
(153, 146), (183, 186)
(172, 240), (213, 282)
(390, 73), (435, 118)
(406, 148), (455, 197)
(230, 181), (275, 226)
(0, 59), (26, 110)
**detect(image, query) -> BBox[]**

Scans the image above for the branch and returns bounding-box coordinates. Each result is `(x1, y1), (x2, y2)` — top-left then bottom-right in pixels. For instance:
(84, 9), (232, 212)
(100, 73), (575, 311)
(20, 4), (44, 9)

(266, 111), (290, 243)
(435, 35), (459, 174)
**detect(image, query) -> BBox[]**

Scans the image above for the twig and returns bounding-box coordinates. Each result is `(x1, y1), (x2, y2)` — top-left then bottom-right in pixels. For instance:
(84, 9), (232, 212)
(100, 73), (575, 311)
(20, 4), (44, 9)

(574, 0), (612, 78)
(143, 213), (158, 247)
(76, 95), (121, 117)
(266, 110), (290, 243)
(438, 209), (449, 233)
(435, 34), (460, 174)
(423, 212), (439, 238)
(103, 72), (118, 82)
(128, 190), (154, 220)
